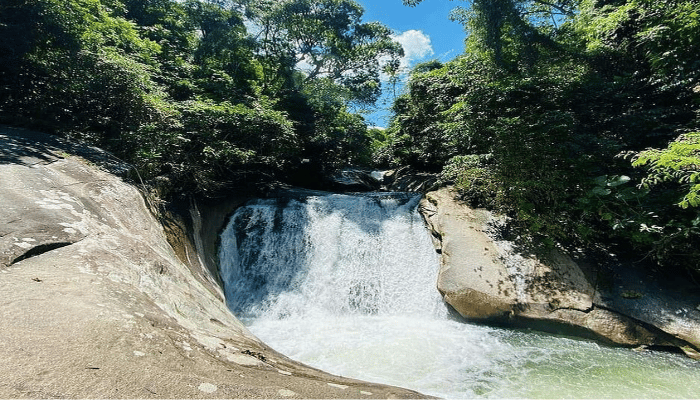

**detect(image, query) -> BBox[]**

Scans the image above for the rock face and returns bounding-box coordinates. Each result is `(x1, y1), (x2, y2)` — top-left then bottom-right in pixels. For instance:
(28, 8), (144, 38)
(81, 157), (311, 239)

(0, 126), (426, 399)
(383, 167), (438, 193)
(421, 187), (700, 359)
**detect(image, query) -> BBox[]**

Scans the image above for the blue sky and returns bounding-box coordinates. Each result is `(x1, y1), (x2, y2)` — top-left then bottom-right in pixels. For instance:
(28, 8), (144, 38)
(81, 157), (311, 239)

(355, 0), (467, 127)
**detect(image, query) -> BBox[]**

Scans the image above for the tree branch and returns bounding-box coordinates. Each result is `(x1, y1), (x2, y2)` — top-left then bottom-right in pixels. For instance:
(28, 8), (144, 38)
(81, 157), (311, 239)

(532, 0), (576, 17)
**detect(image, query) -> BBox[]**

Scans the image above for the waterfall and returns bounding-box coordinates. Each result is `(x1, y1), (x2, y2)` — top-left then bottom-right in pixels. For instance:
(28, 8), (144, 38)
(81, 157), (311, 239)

(219, 192), (700, 399)
(220, 193), (444, 319)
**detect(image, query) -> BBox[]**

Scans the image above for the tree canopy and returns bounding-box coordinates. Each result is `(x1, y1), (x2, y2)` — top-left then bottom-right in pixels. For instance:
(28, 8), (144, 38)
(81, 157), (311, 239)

(0, 0), (402, 193)
(248, 0), (403, 105)
(380, 0), (700, 276)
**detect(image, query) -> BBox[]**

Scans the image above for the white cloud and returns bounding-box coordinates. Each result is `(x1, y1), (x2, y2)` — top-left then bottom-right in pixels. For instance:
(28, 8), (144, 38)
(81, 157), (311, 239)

(391, 30), (434, 71)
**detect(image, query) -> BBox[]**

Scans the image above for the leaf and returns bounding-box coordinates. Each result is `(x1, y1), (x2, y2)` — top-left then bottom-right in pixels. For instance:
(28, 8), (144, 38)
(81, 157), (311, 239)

(594, 175), (608, 187)
(591, 187), (611, 196)
(607, 175), (631, 187)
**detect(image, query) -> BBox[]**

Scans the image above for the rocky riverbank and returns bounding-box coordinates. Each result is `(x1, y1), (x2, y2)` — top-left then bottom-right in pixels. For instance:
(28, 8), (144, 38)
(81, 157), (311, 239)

(3, 125), (697, 398)
(0, 126), (426, 399)
(419, 187), (700, 359)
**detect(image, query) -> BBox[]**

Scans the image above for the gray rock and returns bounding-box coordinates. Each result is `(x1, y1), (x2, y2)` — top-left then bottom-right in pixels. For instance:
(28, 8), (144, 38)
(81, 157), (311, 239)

(0, 126), (427, 398)
(384, 167), (438, 193)
(328, 168), (382, 191)
(421, 187), (700, 358)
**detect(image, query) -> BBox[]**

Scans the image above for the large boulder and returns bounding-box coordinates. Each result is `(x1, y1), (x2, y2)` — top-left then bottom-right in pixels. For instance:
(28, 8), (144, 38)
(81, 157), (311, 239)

(420, 187), (700, 358)
(0, 126), (426, 399)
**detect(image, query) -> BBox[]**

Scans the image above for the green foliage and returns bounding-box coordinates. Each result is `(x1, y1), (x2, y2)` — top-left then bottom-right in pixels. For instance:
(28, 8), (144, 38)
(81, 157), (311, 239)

(4, 0), (699, 275)
(392, 0), (700, 274)
(1, 0), (392, 194)
(385, 59), (479, 169)
(165, 99), (297, 191)
(184, 0), (258, 100)
(247, 0), (403, 105)
(633, 132), (700, 209)
(1, 0), (166, 135)
(292, 78), (372, 167)
(408, 0), (578, 68)
(439, 154), (501, 208)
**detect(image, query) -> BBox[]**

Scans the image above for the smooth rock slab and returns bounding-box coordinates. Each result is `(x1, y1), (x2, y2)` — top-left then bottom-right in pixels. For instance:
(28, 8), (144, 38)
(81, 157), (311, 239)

(0, 126), (427, 399)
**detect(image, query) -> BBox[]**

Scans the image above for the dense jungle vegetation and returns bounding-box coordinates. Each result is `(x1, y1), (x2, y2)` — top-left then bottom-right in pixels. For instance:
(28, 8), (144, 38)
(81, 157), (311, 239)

(385, 0), (700, 277)
(1, 0), (699, 276)
(0, 0), (403, 191)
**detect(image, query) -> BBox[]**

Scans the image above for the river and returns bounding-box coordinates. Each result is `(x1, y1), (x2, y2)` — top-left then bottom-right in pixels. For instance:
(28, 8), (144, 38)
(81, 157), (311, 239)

(219, 192), (700, 398)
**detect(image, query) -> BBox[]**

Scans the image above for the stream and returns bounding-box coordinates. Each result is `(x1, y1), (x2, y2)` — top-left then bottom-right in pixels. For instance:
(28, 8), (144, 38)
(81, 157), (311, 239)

(219, 192), (700, 398)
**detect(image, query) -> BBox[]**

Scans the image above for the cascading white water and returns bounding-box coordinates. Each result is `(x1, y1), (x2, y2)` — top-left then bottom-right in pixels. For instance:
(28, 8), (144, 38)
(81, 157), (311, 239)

(220, 192), (700, 398)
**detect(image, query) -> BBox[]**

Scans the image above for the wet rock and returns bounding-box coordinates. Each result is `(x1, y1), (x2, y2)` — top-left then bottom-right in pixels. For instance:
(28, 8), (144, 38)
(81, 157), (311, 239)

(327, 168), (382, 192)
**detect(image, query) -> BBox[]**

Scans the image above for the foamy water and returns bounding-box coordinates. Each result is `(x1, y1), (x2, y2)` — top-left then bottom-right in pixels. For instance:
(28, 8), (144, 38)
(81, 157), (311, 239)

(220, 192), (700, 398)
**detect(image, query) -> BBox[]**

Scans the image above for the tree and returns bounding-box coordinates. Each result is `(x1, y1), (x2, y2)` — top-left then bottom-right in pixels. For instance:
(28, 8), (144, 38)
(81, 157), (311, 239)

(2, 0), (404, 193)
(391, 0), (700, 275)
(184, 0), (258, 101)
(246, 0), (403, 105)
(627, 132), (700, 274)
(404, 0), (578, 67)
(0, 0), (166, 137)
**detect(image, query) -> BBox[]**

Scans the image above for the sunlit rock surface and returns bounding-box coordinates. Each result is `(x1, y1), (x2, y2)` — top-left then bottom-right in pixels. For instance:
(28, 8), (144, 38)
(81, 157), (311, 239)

(421, 187), (700, 358)
(0, 126), (426, 399)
